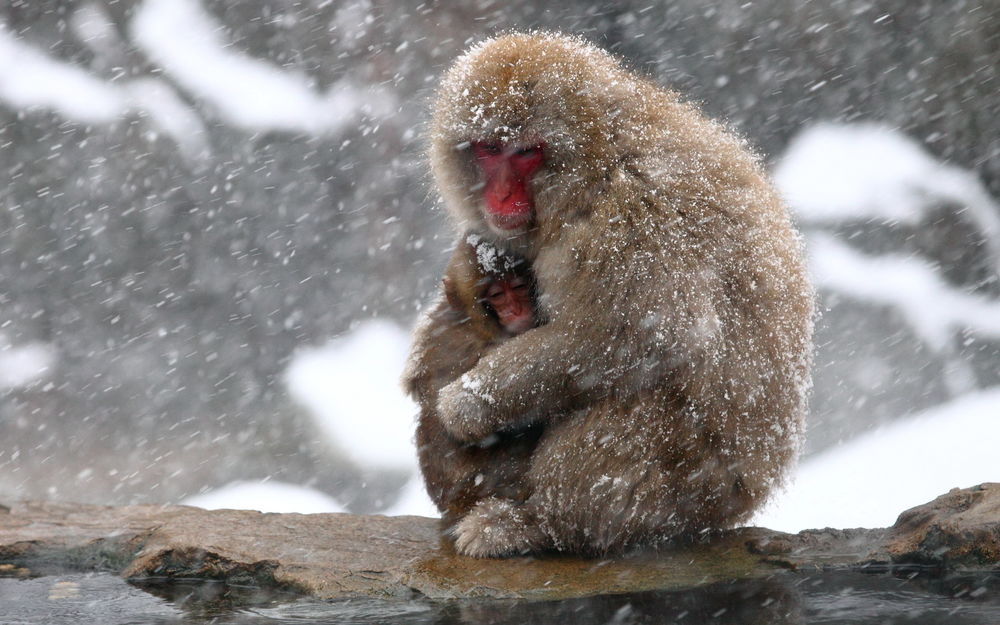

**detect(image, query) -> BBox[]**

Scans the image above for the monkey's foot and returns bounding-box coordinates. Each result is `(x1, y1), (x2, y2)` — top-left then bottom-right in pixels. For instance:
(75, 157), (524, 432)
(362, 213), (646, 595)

(437, 376), (493, 442)
(451, 498), (548, 558)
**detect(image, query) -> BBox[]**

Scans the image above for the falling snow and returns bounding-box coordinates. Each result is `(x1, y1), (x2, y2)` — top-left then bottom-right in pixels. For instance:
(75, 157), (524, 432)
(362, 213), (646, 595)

(0, 3), (996, 541)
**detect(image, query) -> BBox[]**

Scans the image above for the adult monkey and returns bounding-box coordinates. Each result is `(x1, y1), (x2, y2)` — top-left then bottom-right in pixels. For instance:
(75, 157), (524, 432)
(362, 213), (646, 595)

(420, 32), (814, 557)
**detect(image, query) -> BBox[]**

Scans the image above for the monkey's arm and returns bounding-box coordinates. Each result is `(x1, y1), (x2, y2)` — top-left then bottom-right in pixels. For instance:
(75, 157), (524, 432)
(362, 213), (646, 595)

(401, 295), (484, 407)
(436, 271), (719, 442)
(434, 322), (590, 441)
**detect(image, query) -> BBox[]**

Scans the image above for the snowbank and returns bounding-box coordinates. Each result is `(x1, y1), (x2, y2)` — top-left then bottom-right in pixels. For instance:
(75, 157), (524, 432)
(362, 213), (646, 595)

(0, 339), (55, 390)
(284, 320), (419, 472)
(182, 480), (345, 514)
(756, 388), (1000, 531)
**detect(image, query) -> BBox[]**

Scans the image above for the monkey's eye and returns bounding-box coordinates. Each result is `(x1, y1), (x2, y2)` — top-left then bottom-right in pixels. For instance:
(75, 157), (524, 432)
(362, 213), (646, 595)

(507, 276), (528, 291)
(510, 145), (544, 173)
(484, 283), (505, 300)
(473, 142), (502, 158)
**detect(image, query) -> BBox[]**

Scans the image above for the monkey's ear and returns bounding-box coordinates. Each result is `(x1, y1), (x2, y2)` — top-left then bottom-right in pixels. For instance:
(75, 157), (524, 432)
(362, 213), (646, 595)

(443, 276), (463, 311)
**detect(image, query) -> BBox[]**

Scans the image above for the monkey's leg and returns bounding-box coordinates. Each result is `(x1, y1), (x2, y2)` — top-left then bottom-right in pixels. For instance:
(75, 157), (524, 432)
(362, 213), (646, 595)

(521, 394), (741, 555)
(417, 423), (477, 520)
(450, 496), (552, 557)
(451, 392), (758, 557)
(420, 412), (542, 527)
(448, 402), (665, 558)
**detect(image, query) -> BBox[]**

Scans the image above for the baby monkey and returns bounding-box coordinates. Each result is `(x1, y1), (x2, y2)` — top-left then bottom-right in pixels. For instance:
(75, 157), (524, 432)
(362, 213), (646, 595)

(402, 236), (542, 526)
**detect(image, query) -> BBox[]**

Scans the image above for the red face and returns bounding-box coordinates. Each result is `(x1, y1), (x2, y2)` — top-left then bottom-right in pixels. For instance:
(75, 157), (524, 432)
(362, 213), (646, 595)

(483, 275), (534, 335)
(472, 142), (545, 231)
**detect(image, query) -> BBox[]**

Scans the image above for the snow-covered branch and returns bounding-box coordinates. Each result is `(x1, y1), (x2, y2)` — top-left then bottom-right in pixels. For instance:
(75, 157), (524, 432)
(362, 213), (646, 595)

(808, 233), (1000, 349)
(776, 123), (1000, 276)
(0, 19), (207, 157)
(0, 0), (398, 157)
(132, 0), (394, 135)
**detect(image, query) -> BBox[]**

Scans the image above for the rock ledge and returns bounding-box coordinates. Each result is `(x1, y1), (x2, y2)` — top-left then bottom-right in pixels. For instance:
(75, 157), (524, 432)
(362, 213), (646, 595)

(2, 484), (998, 600)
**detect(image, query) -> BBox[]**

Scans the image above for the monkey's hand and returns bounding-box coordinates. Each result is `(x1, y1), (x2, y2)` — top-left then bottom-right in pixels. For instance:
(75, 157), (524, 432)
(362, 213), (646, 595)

(437, 374), (498, 442)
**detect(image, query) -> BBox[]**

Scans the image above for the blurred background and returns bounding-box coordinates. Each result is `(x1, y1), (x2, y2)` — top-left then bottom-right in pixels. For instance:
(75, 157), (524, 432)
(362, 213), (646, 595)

(0, 0), (997, 529)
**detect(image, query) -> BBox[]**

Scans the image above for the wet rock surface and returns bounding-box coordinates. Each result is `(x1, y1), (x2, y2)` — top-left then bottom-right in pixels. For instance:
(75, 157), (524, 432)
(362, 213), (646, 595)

(877, 483), (1000, 569)
(1, 484), (998, 600)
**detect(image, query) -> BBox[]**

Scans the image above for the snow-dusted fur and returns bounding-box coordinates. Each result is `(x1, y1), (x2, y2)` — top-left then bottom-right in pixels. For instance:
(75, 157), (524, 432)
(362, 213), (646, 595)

(407, 32), (814, 556)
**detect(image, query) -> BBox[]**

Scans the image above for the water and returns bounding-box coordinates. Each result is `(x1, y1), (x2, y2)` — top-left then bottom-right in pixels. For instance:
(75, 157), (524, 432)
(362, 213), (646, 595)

(0, 569), (997, 624)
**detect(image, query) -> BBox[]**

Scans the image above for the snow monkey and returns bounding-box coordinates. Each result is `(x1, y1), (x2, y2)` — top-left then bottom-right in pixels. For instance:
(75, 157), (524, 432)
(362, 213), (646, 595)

(403, 236), (543, 525)
(411, 32), (815, 556)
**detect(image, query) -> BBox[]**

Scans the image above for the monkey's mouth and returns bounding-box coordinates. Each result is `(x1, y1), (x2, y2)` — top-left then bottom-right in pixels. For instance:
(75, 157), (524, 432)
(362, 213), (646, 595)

(488, 211), (533, 231)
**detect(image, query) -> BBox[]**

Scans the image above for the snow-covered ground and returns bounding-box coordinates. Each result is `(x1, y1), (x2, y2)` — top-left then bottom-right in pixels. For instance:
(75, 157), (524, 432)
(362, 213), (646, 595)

(761, 123), (1000, 529)
(284, 320), (418, 473)
(777, 123), (1000, 351)
(182, 480), (345, 514)
(183, 319), (439, 517)
(0, 335), (55, 390)
(755, 389), (1000, 531)
(133, 0), (387, 135)
(776, 123), (1000, 276)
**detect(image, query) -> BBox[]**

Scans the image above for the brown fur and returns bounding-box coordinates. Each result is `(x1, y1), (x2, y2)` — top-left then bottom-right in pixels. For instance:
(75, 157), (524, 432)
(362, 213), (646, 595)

(413, 33), (815, 556)
(402, 238), (541, 526)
